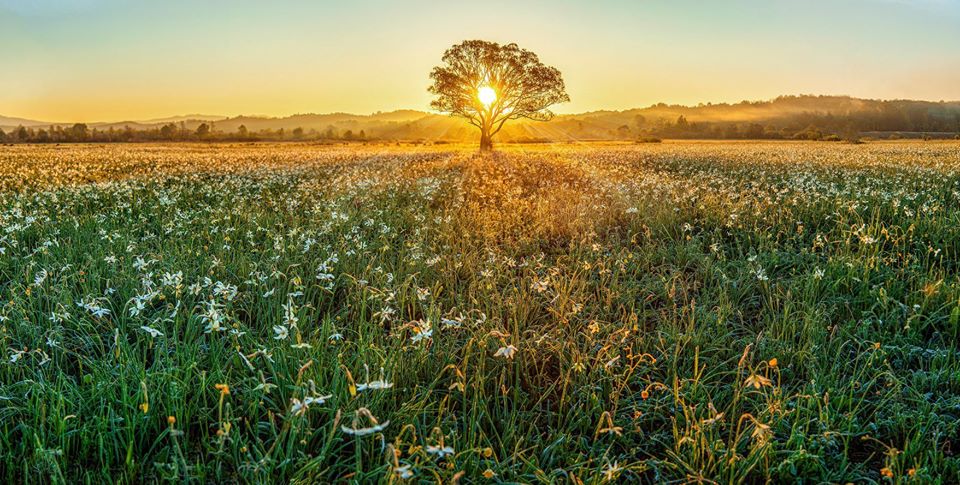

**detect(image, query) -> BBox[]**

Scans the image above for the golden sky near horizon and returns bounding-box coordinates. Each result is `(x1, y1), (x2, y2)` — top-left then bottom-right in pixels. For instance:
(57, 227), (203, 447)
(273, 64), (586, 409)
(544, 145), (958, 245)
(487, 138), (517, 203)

(2, 0), (959, 122)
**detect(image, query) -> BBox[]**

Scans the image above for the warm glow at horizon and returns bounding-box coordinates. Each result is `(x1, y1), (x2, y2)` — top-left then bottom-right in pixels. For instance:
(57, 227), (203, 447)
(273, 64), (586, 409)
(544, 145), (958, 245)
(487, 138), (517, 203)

(478, 86), (497, 107)
(0, 0), (958, 122)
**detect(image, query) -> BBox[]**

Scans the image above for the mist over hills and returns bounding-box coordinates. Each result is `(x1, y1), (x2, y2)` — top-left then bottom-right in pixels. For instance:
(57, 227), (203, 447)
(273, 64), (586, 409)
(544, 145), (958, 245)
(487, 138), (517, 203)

(3, 96), (960, 142)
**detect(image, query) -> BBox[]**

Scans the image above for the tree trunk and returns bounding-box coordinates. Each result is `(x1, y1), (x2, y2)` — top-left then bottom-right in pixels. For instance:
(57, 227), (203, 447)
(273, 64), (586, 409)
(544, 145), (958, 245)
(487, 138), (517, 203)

(479, 127), (493, 152)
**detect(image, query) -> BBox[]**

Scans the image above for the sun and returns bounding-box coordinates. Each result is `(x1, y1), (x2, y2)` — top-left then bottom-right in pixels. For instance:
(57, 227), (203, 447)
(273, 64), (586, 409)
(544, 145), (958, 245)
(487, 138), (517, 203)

(478, 86), (497, 107)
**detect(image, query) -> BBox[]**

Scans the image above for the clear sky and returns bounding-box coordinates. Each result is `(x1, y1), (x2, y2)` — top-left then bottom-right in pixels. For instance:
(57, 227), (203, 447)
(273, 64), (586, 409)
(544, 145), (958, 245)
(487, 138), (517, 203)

(2, 0), (959, 122)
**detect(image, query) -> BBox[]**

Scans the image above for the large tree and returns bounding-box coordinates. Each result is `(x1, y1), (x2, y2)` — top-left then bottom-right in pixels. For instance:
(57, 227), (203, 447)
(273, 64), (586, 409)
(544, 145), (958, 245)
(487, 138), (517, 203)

(429, 40), (569, 151)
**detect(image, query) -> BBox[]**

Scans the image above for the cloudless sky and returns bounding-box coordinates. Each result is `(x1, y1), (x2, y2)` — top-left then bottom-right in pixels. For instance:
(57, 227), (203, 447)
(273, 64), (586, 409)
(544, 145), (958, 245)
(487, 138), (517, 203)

(2, 0), (959, 122)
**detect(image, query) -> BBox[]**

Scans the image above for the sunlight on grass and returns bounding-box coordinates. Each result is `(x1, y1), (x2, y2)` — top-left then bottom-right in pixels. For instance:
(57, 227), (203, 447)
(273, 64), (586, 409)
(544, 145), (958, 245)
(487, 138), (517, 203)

(0, 142), (958, 482)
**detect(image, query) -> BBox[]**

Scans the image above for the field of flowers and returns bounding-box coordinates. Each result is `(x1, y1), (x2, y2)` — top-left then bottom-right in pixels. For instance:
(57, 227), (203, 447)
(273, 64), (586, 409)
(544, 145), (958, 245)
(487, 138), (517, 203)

(2, 141), (960, 483)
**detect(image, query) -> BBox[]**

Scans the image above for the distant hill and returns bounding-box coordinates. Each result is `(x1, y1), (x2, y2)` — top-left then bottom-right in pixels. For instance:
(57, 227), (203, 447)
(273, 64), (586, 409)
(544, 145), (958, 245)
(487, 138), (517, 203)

(140, 114), (227, 124)
(3, 96), (959, 141)
(0, 115), (61, 128)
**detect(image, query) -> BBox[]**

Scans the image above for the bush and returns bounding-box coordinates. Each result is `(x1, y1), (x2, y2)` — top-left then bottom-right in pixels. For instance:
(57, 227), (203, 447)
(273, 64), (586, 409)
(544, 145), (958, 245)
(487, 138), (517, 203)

(637, 136), (662, 143)
(823, 134), (842, 142)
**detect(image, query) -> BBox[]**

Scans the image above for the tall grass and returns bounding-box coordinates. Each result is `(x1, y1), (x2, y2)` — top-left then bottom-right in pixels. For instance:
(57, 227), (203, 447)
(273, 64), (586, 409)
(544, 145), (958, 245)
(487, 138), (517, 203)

(1, 141), (959, 482)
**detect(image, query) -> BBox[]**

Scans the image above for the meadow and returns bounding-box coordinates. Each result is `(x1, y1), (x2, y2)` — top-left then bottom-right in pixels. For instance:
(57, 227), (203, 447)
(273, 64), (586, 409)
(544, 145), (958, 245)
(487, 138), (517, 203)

(1, 141), (959, 483)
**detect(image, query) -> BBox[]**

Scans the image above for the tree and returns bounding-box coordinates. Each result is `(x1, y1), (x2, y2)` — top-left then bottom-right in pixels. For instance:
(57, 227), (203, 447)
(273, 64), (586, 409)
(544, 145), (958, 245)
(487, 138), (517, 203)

(71, 123), (89, 141)
(292, 127), (304, 139)
(238, 125), (248, 138)
(196, 123), (210, 137)
(429, 40), (569, 151)
(160, 123), (177, 140)
(0, 128), (5, 141)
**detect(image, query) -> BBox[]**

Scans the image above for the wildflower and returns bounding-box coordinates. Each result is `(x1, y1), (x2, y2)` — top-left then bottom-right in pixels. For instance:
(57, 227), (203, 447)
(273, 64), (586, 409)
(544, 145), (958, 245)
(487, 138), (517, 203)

(167, 416), (176, 426)
(282, 297), (299, 328)
(440, 318), (463, 328)
(744, 373), (773, 389)
(273, 325), (289, 340)
(410, 319), (433, 343)
(356, 365), (393, 392)
(603, 461), (623, 481)
(33, 269), (48, 286)
(10, 349), (26, 364)
(880, 467), (893, 478)
(768, 358), (778, 368)
(426, 444), (455, 459)
(595, 410), (623, 438)
(482, 469), (496, 479)
(140, 326), (164, 338)
(289, 381), (333, 416)
(340, 407), (389, 436)
(201, 300), (227, 334)
(394, 465), (413, 479)
(214, 383), (230, 396)
(751, 421), (773, 444)
(755, 267), (768, 281)
(494, 345), (518, 359)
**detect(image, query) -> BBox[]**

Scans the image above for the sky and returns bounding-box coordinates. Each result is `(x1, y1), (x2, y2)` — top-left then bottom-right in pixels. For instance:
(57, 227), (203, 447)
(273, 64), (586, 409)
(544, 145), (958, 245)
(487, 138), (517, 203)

(1, 0), (959, 122)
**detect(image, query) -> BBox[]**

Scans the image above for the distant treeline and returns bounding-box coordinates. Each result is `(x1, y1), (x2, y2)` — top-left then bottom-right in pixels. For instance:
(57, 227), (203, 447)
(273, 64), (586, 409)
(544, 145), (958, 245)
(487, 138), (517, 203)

(626, 113), (960, 141)
(0, 123), (369, 143)
(586, 96), (960, 141)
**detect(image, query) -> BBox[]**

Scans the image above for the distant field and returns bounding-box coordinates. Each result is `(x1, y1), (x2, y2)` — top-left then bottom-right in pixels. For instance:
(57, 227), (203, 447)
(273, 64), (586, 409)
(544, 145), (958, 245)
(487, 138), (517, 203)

(2, 141), (960, 482)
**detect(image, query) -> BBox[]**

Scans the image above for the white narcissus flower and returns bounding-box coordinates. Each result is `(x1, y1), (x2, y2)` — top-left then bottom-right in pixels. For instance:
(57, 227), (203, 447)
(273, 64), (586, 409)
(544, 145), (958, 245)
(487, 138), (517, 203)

(494, 345), (518, 360)
(356, 366), (394, 392)
(394, 465), (413, 479)
(140, 326), (164, 338)
(426, 444), (454, 458)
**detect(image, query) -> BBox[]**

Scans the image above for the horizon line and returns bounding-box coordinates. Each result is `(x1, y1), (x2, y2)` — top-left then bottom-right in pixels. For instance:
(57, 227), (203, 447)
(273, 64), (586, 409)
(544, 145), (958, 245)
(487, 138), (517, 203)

(5, 93), (960, 126)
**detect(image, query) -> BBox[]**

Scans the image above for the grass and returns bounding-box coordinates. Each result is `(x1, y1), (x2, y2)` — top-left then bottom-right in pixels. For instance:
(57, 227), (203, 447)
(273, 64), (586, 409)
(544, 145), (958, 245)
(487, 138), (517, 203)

(1, 141), (960, 483)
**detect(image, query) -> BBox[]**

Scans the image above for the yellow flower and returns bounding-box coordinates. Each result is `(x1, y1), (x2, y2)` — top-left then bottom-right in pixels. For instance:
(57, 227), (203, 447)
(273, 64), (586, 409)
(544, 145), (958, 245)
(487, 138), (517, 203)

(167, 416), (176, 425)
(880, 467), (893, 478)
(768, 358), (778, 368)
(215, 383), (230, 395)
(139, 402), (149, 414)
(482, 469), (495, 479)
(744, 373), (772, 389)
